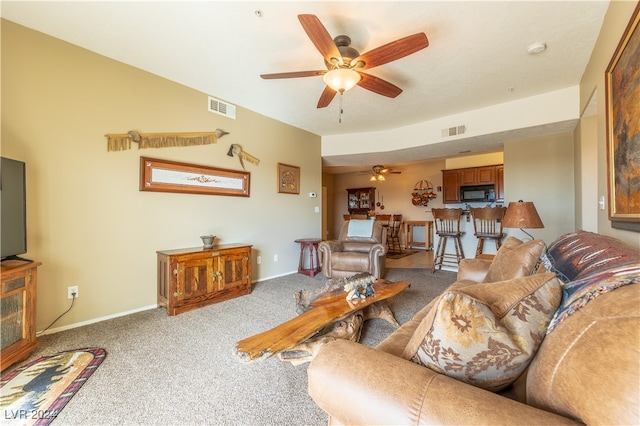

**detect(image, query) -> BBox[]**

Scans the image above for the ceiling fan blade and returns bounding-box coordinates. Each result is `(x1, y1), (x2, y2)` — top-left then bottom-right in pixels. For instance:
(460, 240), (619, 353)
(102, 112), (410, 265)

(352, 33), (429, 69)
(380, 167), (402, 174)
(317, 85), (337, 108)
(260, 70), (326, 79)
(298, 14), (343, 66)
(357, 73), (402, 98)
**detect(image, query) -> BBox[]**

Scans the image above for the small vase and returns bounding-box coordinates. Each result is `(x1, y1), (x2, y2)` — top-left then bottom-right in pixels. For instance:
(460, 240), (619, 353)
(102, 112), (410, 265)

(200, 235), (215, 249)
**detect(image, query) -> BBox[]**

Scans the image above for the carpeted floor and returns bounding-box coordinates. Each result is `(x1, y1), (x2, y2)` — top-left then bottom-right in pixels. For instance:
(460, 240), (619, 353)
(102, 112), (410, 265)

(9, 268), (455, 425)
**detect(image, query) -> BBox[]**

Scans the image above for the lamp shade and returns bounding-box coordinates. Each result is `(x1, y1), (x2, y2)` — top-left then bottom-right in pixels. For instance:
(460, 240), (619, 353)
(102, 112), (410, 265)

(502, 201), (544, 229)
(323, 68), (361, 92)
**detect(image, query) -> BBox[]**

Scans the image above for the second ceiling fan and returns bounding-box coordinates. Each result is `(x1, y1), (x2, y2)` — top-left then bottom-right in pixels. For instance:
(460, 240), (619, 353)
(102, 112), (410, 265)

(365, 164), (401, 182)
(260, 14), (429, 108)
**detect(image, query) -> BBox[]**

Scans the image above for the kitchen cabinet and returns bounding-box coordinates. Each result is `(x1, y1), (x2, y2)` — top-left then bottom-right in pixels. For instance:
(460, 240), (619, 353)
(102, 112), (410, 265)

(346, 187), (376, 215)
(477, 166), (496, 184)
(157, 244), (252, 315)
(496, 165), (504, 201)
(1, 260), (41, 371)
(442, 165), (503, 204)
(442, 170), (461, 203)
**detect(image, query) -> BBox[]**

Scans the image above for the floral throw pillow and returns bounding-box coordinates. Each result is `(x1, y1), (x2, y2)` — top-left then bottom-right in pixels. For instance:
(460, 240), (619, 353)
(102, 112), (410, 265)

(403, 272), (562, 392)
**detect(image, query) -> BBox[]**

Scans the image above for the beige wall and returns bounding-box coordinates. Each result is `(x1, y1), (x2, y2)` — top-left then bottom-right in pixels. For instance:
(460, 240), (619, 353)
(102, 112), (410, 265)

(1, 20), (322, 332)
(578, 0), (639, 247)
(503, 132), (575, 243)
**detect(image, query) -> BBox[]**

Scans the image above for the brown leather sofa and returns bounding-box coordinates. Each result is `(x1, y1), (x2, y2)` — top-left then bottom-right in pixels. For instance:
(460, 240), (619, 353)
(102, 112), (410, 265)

(308, 231), (639, 425)
(318, 220), (387, 279)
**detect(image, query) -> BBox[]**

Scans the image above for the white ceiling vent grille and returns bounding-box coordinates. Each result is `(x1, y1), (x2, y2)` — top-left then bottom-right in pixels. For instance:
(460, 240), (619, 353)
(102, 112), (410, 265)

(441, 125), (467, 138)
(208, 96), (236, 119)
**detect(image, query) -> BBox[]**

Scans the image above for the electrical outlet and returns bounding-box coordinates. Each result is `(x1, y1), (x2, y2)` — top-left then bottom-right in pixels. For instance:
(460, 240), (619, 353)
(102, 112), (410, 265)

(257, 256), (262, 264)
(67, 285), (79, 299)
(273, 254), (278, 262)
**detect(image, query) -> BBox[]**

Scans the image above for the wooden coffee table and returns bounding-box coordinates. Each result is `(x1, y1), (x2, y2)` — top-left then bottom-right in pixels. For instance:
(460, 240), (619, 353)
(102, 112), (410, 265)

(235, 280), (409, 362)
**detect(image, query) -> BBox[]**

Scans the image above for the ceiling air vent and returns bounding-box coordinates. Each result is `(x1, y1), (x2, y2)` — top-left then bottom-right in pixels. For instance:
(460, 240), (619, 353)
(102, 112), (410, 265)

(441, 125), (467, 138)
(208, 96), (236, 119)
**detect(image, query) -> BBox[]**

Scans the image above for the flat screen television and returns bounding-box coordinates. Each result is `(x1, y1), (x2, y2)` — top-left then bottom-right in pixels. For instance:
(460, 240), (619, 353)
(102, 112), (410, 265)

(1, 157), (28, 261)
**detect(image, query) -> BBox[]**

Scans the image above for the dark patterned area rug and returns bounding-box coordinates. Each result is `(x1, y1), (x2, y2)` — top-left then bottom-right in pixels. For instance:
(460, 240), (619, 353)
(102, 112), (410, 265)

(386, 250), (419, 259)
(1, 348), (106, 426)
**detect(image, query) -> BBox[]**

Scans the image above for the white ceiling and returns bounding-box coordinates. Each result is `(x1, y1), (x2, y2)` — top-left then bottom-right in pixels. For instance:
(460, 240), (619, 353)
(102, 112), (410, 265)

(1, 1), (609, 171)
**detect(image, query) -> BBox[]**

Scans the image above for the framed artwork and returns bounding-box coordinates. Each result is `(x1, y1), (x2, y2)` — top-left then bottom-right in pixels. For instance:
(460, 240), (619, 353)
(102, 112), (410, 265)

(140, 156), (250, 197)
(277, 163), (300, 194)
(605, 3), (640, 231)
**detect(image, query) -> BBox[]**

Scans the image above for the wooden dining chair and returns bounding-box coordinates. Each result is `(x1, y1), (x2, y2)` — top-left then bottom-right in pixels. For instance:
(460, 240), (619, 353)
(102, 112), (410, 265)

(375, 214), (392, 226)
(387, 214), (403, 253)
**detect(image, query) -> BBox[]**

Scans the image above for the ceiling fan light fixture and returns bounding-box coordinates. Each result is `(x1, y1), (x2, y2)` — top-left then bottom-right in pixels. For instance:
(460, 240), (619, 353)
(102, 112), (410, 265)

(323, 68), (361, 93)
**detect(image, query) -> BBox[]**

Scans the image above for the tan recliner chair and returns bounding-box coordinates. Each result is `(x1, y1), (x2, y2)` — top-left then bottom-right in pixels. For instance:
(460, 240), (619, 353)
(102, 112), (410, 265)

(319, 220), (387, 279)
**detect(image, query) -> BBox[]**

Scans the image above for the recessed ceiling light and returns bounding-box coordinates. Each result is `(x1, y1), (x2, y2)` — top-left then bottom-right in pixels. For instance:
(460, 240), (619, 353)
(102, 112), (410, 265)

(527, 42), (547, 55)
(255, 10), (263, 18)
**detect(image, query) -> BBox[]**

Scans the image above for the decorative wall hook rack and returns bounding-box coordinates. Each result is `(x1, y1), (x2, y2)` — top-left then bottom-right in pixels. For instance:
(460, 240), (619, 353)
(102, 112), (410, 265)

(105, 129), (228, 152)
(411, 180), (437, 206)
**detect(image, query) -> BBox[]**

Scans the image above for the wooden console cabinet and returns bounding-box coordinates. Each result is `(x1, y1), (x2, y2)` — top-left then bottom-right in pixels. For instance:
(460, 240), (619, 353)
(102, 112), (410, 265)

(157, 244), (252, 316)
(1, 260), (41, 371)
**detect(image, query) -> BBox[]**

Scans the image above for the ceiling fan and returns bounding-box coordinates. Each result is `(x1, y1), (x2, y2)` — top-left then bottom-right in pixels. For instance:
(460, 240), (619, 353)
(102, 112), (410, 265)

(362, 165), (402, 182)
(260, 14), (429, 108)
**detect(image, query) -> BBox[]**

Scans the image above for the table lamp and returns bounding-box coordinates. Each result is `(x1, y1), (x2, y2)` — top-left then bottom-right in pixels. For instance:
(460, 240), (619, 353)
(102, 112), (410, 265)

(502, 200), (544, 240)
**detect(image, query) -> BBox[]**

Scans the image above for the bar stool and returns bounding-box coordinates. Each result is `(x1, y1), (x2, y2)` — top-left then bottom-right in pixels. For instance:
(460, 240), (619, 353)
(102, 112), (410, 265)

(470, 206), (507, 256)
(431, 208), (465, 273)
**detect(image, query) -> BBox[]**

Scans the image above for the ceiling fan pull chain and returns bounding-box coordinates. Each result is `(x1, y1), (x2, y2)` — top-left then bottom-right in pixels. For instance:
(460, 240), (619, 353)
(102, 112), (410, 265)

(339, 91), (344, 123)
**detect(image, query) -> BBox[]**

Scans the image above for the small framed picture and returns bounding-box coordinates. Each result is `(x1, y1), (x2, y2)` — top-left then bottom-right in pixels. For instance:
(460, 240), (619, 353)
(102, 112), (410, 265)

(277, 163), (300, 194)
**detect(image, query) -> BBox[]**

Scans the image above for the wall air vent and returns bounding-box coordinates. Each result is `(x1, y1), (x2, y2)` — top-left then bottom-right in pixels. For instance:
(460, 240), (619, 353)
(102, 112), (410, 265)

(208, 96), (236, 119)
(441, 125), (467, 138)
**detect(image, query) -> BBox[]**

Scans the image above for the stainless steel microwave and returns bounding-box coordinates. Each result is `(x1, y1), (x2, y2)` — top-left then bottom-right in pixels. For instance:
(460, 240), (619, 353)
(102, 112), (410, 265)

(460, 185), (495, 202)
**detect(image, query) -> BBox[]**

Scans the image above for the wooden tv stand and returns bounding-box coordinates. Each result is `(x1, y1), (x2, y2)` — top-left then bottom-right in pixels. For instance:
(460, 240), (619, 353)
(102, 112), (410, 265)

(1, 259), (41, 371)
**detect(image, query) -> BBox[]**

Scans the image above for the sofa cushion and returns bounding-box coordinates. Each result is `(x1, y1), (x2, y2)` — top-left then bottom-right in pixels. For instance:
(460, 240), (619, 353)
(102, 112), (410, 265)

(546, 229), (639, 282)
(484, 237), (545, 283)
(403, 272), (562, 392)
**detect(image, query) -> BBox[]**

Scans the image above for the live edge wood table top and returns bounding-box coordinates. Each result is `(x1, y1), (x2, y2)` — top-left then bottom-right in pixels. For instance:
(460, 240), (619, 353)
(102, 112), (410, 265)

(235, 279), (410, 362)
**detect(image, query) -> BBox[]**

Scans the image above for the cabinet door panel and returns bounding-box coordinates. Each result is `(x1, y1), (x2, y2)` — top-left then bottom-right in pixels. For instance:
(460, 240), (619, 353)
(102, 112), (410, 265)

(443, 170), (461, 203)
(496, 166), (505, 201)
(174, 258), (214, 301)
(217, 251), (249, 290)
(460, 169), (477, 185)
(477, 166), (495, 184)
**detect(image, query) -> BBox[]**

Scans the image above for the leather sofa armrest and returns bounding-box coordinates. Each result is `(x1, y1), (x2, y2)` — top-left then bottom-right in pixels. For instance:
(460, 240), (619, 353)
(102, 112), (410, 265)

(368, 243), (387, 259)
(319, 241), (343, 278)
(308, 339), (579, 426)
(457, 258), (492, 282)
(319, 240), (343, 253)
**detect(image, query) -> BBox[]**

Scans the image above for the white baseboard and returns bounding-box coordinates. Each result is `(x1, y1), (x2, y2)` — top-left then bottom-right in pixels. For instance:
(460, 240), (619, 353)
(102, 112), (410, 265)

(37, 304), (158, 336)
(252, 270), (298, 283)
(38, 271), (301, 336)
